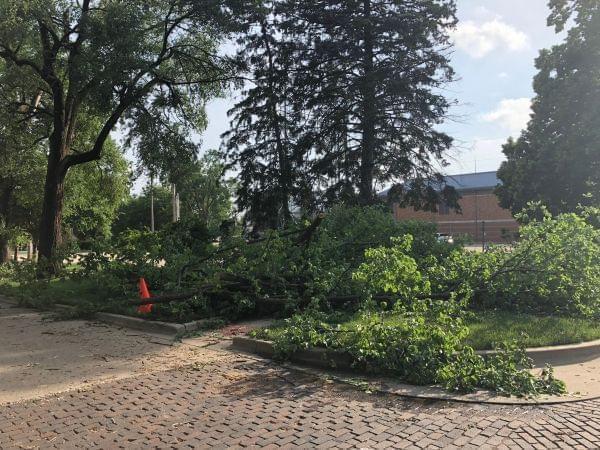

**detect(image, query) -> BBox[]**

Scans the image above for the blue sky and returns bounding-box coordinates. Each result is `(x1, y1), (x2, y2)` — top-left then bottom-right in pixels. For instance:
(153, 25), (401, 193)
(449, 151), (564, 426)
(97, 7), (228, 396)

(196, 0), (565, 177)
(439, 0), (565, 174)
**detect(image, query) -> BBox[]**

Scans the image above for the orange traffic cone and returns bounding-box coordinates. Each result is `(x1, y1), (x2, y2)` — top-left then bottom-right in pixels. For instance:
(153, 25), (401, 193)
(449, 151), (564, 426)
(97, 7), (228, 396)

(137, 277), (153, 314)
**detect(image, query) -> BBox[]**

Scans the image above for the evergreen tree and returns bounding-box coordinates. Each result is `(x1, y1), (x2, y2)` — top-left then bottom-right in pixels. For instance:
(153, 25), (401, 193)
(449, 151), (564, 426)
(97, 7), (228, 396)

(222, 3), (309, 229)
(280, 0), (458, 207)
(497, 0), (600, 214)
(225, 0), (458, 229)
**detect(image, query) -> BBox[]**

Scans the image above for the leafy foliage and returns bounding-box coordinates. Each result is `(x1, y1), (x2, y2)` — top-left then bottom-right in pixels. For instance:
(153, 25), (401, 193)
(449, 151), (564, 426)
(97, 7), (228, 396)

(64, 138), (131, 244)
(353, 236), (431, 301)
(439, 344), (565, 396)
(300, 205), (456, 301)
(248, 230), (568, 396)
(174, 151), (234, 233)
(431, 206), (600, 317)
(266, 307), (565, 397)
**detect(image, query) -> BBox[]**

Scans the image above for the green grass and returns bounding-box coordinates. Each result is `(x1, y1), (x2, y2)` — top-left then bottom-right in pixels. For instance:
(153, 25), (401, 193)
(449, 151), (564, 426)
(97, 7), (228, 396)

(251, 310), (600, 350)
(0, 277), (135, 317)
(1, 277), (100, 305)
(464, 310), (600, 349)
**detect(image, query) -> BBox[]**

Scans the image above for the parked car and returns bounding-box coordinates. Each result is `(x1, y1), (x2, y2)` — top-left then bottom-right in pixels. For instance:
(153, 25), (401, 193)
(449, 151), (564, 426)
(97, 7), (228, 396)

(436, 233), (454, 244)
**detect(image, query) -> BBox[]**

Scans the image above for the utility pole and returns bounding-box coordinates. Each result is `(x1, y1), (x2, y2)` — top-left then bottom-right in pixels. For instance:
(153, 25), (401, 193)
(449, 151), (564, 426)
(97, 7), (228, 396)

(482, 221), (486, 252)
(171, 184), (180, 223)
(150, 174), (155, 232)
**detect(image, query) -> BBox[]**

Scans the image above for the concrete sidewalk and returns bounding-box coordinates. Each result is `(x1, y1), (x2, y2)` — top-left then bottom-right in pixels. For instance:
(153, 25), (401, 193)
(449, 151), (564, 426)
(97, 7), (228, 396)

(0, 299), (206, 404)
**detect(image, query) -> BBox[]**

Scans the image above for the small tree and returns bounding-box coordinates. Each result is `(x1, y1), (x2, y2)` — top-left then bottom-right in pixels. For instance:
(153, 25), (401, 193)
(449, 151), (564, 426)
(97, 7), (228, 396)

(175, 151), (234, 232)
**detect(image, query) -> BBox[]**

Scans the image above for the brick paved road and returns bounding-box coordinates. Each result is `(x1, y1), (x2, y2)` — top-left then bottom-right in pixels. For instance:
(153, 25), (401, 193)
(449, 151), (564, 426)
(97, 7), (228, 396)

(1, 349), (599, 449)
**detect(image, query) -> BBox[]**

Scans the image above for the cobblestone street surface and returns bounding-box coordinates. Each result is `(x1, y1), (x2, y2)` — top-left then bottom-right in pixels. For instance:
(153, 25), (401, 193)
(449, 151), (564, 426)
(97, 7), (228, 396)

(1, 347), (600, 449)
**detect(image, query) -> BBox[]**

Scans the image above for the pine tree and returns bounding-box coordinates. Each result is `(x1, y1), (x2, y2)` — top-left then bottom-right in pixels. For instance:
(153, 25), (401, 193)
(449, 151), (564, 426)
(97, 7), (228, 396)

(225, 0), (458, 228)
(222, 3), (309, 229)
(281, 0), (458, 207)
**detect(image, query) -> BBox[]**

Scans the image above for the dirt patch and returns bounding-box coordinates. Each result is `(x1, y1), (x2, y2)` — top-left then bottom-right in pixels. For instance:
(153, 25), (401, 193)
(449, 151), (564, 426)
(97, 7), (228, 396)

(0, 300), (228, 405)
(218, 319), (275, 337)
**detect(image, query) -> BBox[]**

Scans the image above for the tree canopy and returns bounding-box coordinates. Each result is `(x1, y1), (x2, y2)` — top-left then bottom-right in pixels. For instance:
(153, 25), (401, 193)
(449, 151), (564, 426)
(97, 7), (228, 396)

(497, 0), (600, 214)
(0, 0), (249, 267)
(223, 0), (459, 229)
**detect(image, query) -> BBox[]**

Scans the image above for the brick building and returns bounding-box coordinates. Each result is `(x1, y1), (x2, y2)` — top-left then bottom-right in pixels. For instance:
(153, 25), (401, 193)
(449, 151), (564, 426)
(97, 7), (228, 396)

(385, 171), (519, 244)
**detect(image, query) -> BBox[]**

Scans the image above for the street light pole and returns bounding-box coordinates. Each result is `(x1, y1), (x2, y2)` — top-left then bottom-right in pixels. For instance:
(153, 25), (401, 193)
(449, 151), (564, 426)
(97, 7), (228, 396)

(150, 174), (155, 232)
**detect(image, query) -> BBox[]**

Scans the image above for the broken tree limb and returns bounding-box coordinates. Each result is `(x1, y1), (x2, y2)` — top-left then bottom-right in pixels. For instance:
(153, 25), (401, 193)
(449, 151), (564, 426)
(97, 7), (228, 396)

(132, 291), (199, 305)
(176, 214), (327, 286)
(295, 213), (325, 247)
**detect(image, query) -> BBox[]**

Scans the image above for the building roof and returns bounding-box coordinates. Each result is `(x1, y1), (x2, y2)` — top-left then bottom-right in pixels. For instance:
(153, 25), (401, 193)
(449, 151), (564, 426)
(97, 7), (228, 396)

(443, 171), (501, 191)
(378, 171), (501, 197)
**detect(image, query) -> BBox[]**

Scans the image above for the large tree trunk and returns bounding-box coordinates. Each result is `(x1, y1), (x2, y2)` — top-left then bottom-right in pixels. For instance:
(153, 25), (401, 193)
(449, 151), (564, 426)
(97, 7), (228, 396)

(37, 152), (67, 272)
(0, 239), (9, 264)
(0, 185), (13, 264)
(262, 22), (292, 228)
(359, 0), (376, 205)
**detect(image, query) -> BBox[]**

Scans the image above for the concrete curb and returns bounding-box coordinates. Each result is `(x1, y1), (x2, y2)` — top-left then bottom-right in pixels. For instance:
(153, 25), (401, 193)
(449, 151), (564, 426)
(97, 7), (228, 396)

(95, 312), (210, 337)
(476, 339), (600, 361)
(231, 336), (600, 405)
(234, 336), (600, 371)
(233, 336), (354, 370)
(0, 295), (210, 338)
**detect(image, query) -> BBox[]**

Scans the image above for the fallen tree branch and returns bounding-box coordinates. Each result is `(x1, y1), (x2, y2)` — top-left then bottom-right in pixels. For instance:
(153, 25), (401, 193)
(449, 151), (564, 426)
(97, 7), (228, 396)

(177, 214), (326, 286)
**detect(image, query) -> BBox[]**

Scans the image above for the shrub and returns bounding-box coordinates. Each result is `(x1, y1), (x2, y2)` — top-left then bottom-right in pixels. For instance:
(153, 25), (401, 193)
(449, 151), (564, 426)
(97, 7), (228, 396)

(431, 209), (600, 317)
(269, 308), (565, 397)
(439, 344), (565, 397)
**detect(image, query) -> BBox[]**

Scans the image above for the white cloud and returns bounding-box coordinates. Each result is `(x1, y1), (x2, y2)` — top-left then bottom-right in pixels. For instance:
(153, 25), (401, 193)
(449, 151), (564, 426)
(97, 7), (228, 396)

(481, 98), (532, 136)
(444, 138), (507, 174)
(498, 72), (509, 79)
(450, 19), (530, 58)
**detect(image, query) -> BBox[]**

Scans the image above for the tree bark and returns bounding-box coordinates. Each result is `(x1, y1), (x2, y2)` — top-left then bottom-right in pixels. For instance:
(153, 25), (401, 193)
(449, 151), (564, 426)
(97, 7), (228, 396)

(37, 150), (67, 271)
(262, 22), (292, 227)
(359, 0), (376, 205)
(0, 240), (9, 264)
(171, 184), (180, 222)
(0, 184), (13, 264)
